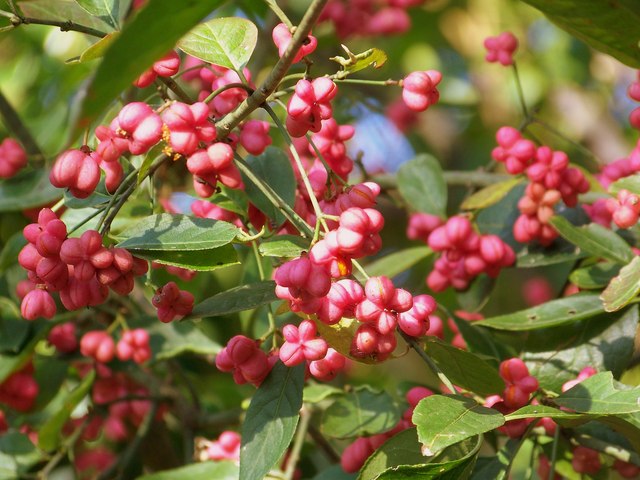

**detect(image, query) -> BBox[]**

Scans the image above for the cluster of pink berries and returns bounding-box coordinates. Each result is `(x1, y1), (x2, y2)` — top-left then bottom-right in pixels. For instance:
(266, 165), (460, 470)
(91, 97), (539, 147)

(408, 214), (515, 292)
(80, 329), (151, 365)
(491, 127), (589, 245)
(17, 209), (148, 320)
(605, 189), (640, 229)
(215, 335), (278, 386)
(320, 0), (425, 38)
(484, 358), (538, 438)
(151, 281), (195, 323)
(341, 386), (433, 472)
(401, 70), (442, 112)
(484, 32), (518, 66)
(0, 137), (27, 179)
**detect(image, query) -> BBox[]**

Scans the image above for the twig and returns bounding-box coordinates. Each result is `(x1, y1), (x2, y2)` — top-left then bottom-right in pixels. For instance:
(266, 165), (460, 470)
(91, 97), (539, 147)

(264, 0), (294, 29)
(308, 424), (340, 463)
(0, 90), (44, 161)
(216, 0), (329, 139)
(158, 77), (192, 104)
(284, 407), (311, 480)
(10, 14), (107, 38)
(548, 427), (560, 480)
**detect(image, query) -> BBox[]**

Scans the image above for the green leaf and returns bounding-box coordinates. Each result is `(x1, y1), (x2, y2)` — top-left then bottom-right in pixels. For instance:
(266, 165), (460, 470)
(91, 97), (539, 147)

(570, 262), (620, 289)
(356, 246), (432, 282)
(0, 320), (53, 383)
(132, 243), (239, 272)
(460, 178), (523, 211)
(476, 293), (604, 331)
(18, 0), (114, 32)
(520, 0), (640, 68)
(359, 428), (480, 480)
(33, 356), (68, 410)
(0, 232), (27, 274)
(610, 174), (640, 196)
(74, 0), (119, 28)
(178, 17), (258, 70)
(413, 395), (504, 457)
(136, 461), (239, 480)
(190, 281), (278, 319)
(303, 384), (343, 404)
(321, 386), (400, 439)
(601, 256), (640, 312)
(549, 216), (634, 264)
(74, 0), (223, 136)
(117, 214), (238, 250)
(0, 170), (60, 212)
(259, 235), (310, 258)
(523, 306), (638, 391)
(555, 371), (640, 414)
(38, 370), (96, 451)
(313, 466), (356, 480)
(241, 147), (296, 226)
(397, 155), (447, 216)
(424, 339), (504, 396)
(240, 362), (305, 480)
(146, 320), (221, 360)
(516, 241), (585, 268)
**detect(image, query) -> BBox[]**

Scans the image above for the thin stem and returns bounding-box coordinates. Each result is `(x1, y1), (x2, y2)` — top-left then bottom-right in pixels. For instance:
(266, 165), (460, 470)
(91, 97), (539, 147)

(67, 206), (107, 235)
(284, 407), (311, 480)
(96, 167), (140, 233)
(10, 14), (106, 38)
(548, 427), (560, 480)
(100, 156), (168, 236)
(204, 82), (255, 104)
(216, 0), (329, 139)
(265, 0), (294, 29)
(512, 62), (529, 118)
(571, 432), (640, 466)
(158, 77), (192, 104)
(234, 153), (314, 237)
(504, 421), (539, 480)
(251, 241), (278, 349)
(333, 78), (399, 87)
(399, 331), (456, 393)
(0, 90), (44, 161)
(352, 259), (370, 280)
(306, 135), (348, 187)
(37, 418), (89, 479)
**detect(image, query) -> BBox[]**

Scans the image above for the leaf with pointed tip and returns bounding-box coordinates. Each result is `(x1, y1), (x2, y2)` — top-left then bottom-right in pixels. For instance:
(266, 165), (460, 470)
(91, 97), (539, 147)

(476, 294), (604, 331)
(413, 395), (504, 457)
(240, 362), (305, 480)
(549, 216), (633, 264)
(178, 17), (258, 70)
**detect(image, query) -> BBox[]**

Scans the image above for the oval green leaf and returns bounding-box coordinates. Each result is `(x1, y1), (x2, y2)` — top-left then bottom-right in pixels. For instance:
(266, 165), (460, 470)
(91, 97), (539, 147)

(0, 169), (60, 212)
(116, 214), (238, 251)
(413, 395), (504, 457)
(178, 17), (258, 70)
(555, 372), (640, 414)
(137, 461), (238, 480)
(569, 262), (621, 289)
